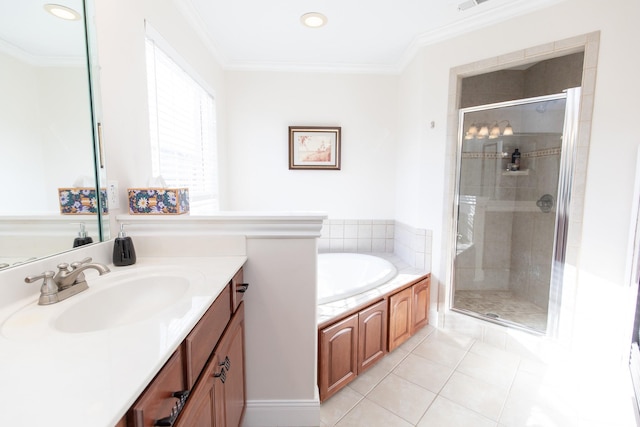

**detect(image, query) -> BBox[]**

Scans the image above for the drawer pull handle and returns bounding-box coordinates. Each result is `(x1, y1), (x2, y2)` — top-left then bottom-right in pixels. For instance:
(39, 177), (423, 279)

(214, 367), (227, 383)
(219, 356), (231, 371)
(237, 283), (249, 293)
(153, 390), (190, 426)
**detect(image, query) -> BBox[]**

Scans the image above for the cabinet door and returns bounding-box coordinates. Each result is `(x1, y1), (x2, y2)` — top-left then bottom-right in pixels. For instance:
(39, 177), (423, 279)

(358, 300), (387, 373)
(176, 303), (246, 427)
(388, 287), (412, 352)
(215, 302), (246, 427)
(411, 278), (430, 332)
(174, 372), (215, 427)
(318, 313), (358, 402)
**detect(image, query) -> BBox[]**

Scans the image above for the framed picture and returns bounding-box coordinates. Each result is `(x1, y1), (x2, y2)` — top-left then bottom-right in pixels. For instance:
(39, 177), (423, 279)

(289, 126), (341, 170)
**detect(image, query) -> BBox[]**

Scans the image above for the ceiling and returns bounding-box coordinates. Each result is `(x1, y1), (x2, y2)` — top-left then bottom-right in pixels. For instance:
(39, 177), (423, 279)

(181, 0), (565, 73)
(0, 0), (564, 72)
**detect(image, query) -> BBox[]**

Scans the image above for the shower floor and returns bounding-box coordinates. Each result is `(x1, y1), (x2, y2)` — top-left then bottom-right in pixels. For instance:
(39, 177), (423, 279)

(454, 290), (547, 332)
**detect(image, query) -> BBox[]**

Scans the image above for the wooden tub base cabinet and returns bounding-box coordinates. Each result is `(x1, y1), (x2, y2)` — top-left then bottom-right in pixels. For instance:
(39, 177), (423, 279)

(318, 274), (430, 402)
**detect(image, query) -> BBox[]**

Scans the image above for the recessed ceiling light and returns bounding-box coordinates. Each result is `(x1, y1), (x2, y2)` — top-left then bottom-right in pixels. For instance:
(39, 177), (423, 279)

(301, 12), (328, 28)
(44, 4), (81, 21)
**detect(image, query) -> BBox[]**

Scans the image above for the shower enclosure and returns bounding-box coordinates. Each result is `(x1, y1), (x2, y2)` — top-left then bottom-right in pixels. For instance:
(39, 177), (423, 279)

(451, 89), (580, 334)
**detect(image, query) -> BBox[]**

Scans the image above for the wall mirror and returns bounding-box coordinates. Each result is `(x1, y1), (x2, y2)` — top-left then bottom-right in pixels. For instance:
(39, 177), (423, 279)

(0, 0), (108, 270)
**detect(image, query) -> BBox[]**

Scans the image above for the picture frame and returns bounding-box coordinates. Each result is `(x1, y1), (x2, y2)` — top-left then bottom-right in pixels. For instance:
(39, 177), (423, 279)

(288, 126), (341, 170)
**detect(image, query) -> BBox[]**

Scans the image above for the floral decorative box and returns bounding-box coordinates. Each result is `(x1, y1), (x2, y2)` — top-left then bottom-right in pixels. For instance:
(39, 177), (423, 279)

(128, 188), (190, 215)
(58, 188), (109, 215)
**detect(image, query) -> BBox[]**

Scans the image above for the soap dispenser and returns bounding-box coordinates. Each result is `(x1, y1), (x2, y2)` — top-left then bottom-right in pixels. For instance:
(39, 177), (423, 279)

(72, 223), (93, 248)
(113, 224), (137, 266)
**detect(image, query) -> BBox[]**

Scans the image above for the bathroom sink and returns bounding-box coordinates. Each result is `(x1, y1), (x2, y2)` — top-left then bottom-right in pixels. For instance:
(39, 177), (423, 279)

(1, 267), (203, 339)
(53, 274), (191, 333)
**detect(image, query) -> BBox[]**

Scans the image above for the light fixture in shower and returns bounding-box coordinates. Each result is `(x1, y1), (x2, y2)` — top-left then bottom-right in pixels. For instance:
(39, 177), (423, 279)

(464, 120), (513, 139)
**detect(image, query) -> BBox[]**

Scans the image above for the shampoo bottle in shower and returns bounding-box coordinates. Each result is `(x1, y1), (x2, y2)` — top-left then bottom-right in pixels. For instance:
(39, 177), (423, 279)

(113, 224), (136, 266)
(511, 148), (521, 170)
(72, 223), (93, 248)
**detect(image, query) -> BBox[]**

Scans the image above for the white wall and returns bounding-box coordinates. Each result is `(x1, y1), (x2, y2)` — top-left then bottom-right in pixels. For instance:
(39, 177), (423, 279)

(225, 71), (398, 219)
(396, 0), (640, 360)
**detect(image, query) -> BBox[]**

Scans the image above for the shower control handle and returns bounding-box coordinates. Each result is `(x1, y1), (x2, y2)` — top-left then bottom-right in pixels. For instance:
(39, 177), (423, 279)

(536, 194), (554, 213)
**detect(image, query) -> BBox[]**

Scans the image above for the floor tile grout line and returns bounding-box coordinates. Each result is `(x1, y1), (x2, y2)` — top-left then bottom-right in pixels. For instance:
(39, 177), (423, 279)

(494, 356), (523, 425)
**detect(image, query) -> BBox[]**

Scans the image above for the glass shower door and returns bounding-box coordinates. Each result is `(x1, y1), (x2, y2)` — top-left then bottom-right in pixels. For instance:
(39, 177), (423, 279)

(452, 92), (574, 333)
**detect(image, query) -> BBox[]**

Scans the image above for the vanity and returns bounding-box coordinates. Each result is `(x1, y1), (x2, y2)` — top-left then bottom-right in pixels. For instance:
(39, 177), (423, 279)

(0, 254), (247, 427)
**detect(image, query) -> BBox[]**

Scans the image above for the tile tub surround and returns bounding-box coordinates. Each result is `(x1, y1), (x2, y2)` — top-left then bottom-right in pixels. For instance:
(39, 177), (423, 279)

(318, 219), (433, 271)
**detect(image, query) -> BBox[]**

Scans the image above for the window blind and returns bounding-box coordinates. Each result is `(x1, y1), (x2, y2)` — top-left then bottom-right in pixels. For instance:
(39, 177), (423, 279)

(145, 37), (218, 212)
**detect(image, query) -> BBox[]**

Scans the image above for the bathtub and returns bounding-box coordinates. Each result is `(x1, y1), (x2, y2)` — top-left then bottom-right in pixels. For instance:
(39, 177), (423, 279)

(317, 253), (397, 304)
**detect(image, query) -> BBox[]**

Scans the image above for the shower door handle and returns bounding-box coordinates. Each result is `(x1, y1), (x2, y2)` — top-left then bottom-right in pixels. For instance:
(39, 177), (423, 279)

(536, 194), (554, 213)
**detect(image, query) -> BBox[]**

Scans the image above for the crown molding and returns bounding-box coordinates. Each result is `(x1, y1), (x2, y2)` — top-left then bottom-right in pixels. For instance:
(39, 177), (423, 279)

(177, 0), (567, 75)
(398, 0), (567, 72)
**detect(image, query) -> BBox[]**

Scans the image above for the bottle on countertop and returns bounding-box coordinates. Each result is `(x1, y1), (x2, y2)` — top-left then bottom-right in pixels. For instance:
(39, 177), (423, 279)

(113, 224), (137, 266)
(72, 223), (93, 248)
(511, 148), (521, 170)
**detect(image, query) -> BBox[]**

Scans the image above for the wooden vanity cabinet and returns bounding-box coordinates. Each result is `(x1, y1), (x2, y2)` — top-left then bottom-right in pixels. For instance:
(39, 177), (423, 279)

(185, 286), (232, 388)
(176, 303), (245, 427)
(388, 277), (430, 351)
(124, 268), (246, 427)
(318, 299), (387, 401)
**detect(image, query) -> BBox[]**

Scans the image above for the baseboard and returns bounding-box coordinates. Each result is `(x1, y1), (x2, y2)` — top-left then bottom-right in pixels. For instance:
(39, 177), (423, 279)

(242, 397), (320, 427)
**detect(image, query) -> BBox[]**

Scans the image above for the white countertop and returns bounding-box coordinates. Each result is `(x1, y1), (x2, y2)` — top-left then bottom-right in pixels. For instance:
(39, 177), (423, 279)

(0, 255), (246, 427)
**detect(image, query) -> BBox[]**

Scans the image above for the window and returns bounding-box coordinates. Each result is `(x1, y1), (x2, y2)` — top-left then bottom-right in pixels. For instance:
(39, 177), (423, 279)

(145, 35), (218, 213)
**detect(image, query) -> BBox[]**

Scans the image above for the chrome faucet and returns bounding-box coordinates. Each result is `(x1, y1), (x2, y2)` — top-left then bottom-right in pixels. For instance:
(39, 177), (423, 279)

(25, 257), (110, 305)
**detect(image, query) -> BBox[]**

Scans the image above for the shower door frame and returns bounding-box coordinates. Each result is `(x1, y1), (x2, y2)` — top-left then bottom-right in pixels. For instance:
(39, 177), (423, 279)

(450, 88), (582, 336)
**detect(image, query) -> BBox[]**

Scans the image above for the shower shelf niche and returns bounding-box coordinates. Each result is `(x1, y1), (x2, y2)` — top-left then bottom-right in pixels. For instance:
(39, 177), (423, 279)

(502, 169), (529, 176)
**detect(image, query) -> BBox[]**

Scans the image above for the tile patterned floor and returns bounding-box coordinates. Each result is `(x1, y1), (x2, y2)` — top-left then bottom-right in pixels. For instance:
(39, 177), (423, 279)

(453, 290), (548, 332)
(320, 325), (639, 427)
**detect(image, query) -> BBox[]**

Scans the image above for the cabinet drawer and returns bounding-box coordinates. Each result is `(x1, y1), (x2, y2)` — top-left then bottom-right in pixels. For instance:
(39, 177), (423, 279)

(230, 268), (247, 313)
(184, 285), (232, 388)
(130, 348), (186, 427)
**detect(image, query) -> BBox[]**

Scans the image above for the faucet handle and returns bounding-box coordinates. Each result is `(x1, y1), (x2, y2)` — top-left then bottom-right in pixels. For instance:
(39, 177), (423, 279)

(25, 271), (59, 305)
(70, 257), (93, 269)
(25, 270), (56, 284)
